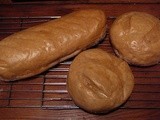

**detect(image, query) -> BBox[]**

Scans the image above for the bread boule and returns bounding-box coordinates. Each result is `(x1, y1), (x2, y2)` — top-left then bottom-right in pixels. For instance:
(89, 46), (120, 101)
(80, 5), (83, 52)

(67, 49), (134, 113)
(110, 12), (160, 66)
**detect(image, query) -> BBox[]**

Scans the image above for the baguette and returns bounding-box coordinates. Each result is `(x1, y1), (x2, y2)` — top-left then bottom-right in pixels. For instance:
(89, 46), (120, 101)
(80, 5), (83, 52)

(0, 9), (107, 81)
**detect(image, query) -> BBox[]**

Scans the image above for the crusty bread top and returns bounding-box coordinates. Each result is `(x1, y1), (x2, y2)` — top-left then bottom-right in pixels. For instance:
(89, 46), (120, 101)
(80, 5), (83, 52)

(0, 9), (106, 81)
(110, 12), (160, 66)
(67, 49), (134, 113)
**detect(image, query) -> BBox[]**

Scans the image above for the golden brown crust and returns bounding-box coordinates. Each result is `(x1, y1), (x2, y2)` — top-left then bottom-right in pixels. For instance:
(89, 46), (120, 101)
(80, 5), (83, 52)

(110, 12), (160, 66)
(67, 49), (134, 113)
(0, 9), (107, 81)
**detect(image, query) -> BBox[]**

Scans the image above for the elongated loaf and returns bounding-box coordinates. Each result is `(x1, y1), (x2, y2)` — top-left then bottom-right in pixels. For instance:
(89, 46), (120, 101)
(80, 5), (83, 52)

(0, 9), (107, 81)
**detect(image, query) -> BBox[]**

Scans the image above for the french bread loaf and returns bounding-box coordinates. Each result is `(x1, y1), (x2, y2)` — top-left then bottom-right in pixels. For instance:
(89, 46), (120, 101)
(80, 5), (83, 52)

(0, 9), (107, 81)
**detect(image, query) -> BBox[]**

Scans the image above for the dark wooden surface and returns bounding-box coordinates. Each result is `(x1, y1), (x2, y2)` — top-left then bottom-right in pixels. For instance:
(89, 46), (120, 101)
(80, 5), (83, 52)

(0, 1), (160, 119)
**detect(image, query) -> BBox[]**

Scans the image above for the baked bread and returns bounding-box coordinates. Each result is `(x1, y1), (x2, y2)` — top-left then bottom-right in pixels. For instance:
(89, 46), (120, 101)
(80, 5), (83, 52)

(67, 49), (134, 113)
(110, 12), (160, 66)
(0, 9), (107, 81)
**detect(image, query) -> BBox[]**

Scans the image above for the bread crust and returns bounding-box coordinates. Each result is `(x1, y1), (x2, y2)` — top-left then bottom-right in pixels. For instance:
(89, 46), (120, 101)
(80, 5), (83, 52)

(67, 49), (134, 113)
(0, 9), (107, 81)
(110, 12), (160, 66)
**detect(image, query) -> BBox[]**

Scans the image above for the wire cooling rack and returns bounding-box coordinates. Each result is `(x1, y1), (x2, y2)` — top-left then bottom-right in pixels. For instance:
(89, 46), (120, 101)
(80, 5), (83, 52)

(0, 16), (160, 110)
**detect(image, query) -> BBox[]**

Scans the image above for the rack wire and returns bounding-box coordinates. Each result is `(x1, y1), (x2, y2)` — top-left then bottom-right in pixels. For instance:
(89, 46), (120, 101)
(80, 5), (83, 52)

(0, 16), (160, 110)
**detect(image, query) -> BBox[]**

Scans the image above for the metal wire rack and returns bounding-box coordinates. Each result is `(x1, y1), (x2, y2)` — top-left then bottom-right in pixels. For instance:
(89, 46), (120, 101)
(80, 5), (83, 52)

(0, 16), (160, 110)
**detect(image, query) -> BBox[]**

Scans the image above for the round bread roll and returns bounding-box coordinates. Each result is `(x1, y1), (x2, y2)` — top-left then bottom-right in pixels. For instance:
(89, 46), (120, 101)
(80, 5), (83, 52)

(110, 12), (160, 66)
(67, 49), (134, 113)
